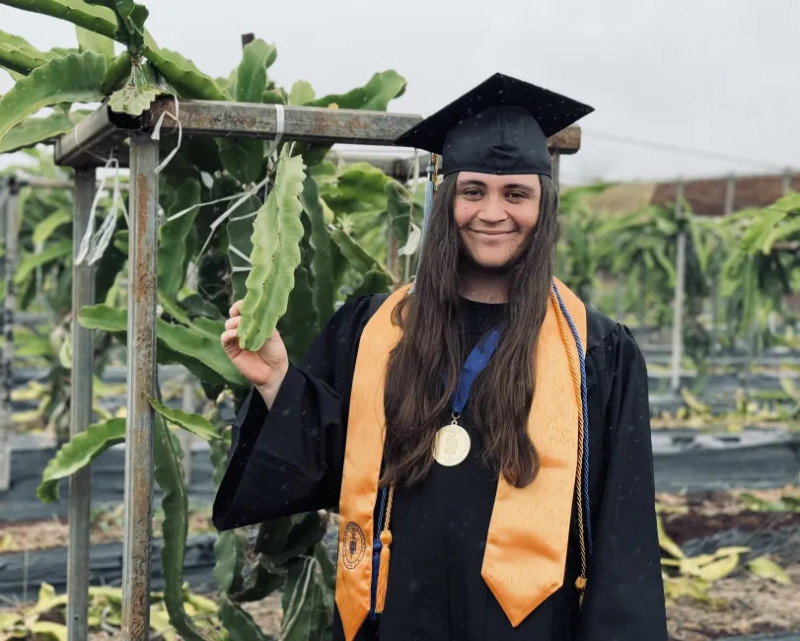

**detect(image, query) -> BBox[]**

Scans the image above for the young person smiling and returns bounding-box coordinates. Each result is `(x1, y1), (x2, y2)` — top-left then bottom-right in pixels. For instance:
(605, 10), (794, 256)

(214, 74), (667, 641)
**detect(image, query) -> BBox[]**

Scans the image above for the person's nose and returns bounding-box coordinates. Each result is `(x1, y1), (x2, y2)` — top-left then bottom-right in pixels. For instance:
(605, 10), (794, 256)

(476, 193), (508, 224)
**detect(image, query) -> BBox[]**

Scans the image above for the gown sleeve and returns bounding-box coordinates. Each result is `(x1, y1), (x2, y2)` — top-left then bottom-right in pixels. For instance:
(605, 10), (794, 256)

(212, 295), (381, 531)
(577, 326), (668, 641)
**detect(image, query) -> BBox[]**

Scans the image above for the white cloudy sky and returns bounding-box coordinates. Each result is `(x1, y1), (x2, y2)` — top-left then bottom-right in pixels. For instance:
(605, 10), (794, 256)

(1, 0), (797, 184)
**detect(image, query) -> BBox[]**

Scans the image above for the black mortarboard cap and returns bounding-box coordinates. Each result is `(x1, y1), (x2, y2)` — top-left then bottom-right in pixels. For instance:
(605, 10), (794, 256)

(395, 73), (594, 177)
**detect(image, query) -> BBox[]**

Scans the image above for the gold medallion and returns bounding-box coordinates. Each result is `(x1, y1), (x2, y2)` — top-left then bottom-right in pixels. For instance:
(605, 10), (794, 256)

(432, 417), (471, 467)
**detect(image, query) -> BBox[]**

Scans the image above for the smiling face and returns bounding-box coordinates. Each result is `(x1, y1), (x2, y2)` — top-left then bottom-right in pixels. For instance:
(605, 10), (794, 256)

(453, 172), (542, 271)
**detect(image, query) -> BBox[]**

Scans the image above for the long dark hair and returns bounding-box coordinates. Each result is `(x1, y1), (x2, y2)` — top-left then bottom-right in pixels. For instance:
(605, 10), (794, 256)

(381, 172), (560, 489)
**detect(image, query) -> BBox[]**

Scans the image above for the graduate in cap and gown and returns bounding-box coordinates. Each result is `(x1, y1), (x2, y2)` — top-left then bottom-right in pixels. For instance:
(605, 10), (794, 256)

(214, 73), (668, 641)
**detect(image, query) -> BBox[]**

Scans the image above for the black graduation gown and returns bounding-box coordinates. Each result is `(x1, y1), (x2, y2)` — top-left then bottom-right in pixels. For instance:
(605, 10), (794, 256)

(213, 295), (668, 641)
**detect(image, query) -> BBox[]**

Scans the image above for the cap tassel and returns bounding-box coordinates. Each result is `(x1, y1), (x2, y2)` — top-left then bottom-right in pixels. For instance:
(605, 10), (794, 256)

(419, 153), (437, 251)
(375, 486), (395, 614)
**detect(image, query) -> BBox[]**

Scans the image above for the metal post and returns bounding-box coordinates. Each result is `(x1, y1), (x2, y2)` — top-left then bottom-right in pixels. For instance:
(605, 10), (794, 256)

(670, 180), (686, 395)
(0, 178), (19, 491)
(67, 168), (97, 641)
(121, 133), (159, 641)
(782, 168), (793, 195)
(0, 179), (10, 491)
(724, 173), (736, 217)
(550, 151), (561, 195)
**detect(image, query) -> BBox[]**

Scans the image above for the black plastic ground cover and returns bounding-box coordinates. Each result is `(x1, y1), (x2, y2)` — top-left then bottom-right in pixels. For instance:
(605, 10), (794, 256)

(0, 444), (216, 523)
(2, 430), (799, 523)
(0, 534), (217, 599)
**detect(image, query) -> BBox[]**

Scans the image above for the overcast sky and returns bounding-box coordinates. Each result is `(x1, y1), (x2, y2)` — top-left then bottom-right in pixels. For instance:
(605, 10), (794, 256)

(1, 0), (797, 184)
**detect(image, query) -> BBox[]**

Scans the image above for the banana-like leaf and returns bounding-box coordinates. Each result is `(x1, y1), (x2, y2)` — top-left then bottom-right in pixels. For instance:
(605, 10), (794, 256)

(307, 70), (406, 111)
(144, 44), (228, 100)
(288, 80), (315, 106)
(37, 417), (126, 502)
(0, 112), (80, 154)
(748, 555), (792, 585)
(14, 239), (72, 286)
(31, 621), (68, 641)
(76, 25), (114, 61)
(688, 551), (741, 582)
(149, 398), (220, 442)
(0, 50), (106, 144)
(300, 176), (335, 325)
(78, 304), (248, 387)
(33, 210), (72, 245)
(656, 515), (685, 559)
(158, 179), (200, 298)
(152, 412), (205, 641)
(238, 148), (306, 351)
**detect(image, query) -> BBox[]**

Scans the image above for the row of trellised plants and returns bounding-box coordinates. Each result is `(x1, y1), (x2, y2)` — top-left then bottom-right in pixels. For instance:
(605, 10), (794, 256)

(0, 1), (799, 638)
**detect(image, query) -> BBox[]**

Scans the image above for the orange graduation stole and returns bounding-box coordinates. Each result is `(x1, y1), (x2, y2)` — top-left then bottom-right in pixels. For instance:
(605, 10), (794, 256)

(334, 280), (588, 641)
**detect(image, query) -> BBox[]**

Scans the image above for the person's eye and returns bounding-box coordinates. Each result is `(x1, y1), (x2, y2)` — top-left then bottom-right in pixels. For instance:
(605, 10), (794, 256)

(507, 192), (526, 201)
(462, 188), (483, 198)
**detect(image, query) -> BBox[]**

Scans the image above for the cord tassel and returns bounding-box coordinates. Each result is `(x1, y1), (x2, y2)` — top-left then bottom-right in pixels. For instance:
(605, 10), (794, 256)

(575, 576), (587, 609)
(375, 529), (393, 613)
(375, 486), (395, 614)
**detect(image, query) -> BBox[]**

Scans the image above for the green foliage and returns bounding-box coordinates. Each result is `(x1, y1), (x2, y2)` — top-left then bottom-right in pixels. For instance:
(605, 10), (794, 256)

(0, 50), (107, 144)
(158, 178), (201, 298)
(238, 148), (306, 351)
(36, 417), (126, 502)
(152, 411), (207, 641)
(300, 175), (335, 324)
(108, 57), (168, 115)
(79, 303), (249, 388)
(150, 398), (221, 442)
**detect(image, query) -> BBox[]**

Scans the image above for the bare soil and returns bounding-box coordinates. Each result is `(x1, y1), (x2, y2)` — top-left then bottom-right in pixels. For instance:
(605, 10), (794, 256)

(0, 506), (215, 554)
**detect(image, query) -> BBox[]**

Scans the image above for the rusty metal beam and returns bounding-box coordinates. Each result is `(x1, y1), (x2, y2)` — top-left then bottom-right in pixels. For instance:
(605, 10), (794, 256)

(54, 105), (134, 168)
(54, 99), (582, 168)
(145, 98), (421, 145)
(121, 133), (159, 641)
(67, 167), (96, 641)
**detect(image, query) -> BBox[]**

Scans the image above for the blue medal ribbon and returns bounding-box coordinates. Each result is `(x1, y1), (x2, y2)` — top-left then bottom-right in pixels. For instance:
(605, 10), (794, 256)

(451, 324), (504, 415)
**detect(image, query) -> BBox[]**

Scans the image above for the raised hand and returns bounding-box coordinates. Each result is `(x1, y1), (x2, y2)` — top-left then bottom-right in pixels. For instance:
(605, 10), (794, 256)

(220, 300), (289, 408)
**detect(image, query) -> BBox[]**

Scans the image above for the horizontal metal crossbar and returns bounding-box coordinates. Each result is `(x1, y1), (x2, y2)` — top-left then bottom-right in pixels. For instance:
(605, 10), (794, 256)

(54, 98), (582, 168)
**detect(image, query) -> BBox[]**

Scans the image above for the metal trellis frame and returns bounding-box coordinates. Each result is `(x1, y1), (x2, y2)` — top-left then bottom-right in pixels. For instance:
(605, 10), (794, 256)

(44, 97), (583, 641)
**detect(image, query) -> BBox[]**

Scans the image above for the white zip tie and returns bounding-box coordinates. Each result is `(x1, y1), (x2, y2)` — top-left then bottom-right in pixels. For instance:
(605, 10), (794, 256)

(153, 97), (182, 175)
(165, 192), (242, 223)
(195, 173), (270, 262)
(228, 209), (259, 222)
(86, 168), (123, 265)
(75, 156), (116, 265)
(227, 243), (252, 264)
(230, 265), (253, 273)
